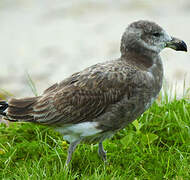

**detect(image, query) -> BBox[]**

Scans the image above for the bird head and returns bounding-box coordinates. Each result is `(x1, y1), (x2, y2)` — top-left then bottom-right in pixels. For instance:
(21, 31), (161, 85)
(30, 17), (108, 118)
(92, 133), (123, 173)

(120, 20), (187, 56)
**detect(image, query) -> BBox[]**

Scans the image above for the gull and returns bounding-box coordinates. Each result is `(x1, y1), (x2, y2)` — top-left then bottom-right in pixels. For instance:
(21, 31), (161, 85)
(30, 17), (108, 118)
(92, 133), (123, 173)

(0, 20), (187, 166)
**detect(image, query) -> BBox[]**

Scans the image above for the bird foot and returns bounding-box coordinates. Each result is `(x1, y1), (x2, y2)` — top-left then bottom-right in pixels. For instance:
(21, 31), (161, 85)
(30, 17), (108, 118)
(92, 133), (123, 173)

(98, 142), (107, 162)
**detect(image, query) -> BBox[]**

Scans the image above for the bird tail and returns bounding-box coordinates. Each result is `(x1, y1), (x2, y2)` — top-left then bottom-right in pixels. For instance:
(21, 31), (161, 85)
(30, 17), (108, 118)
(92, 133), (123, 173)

(0, 97), (38, 122)
(0, 101), (8, 116)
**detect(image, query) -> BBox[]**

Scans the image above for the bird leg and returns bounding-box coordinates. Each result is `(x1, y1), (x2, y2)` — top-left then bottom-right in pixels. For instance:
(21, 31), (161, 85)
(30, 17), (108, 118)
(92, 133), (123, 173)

(98, 142), (107, 161)
(65, 139), (81, 167)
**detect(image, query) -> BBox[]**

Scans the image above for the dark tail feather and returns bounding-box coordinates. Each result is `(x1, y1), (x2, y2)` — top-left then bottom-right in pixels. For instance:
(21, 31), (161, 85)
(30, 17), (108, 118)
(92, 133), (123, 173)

(2, 97), (38, 122)
(0, 101), (9, 116)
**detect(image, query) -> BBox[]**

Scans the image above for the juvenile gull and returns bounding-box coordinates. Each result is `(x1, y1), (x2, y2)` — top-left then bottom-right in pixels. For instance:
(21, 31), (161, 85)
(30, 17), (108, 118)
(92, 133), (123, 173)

(0, 20), (187, 166)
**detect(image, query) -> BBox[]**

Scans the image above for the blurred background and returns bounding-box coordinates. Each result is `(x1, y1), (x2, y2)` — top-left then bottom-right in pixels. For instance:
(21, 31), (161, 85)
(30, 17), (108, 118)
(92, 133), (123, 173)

(0, 0), (189, 98)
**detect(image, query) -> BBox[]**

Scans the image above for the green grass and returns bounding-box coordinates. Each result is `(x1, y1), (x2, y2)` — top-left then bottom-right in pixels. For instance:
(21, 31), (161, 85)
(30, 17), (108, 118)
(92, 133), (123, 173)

(0, 97), (190, 179)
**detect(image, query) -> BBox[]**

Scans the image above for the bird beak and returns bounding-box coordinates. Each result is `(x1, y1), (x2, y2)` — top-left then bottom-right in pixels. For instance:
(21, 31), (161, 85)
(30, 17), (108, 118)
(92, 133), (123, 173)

(166, 37), (187, 52)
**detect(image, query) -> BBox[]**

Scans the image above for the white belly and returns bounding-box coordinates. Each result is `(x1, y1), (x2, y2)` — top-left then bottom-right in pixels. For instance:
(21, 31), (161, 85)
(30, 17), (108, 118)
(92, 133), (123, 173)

(55, 122), (102, 143)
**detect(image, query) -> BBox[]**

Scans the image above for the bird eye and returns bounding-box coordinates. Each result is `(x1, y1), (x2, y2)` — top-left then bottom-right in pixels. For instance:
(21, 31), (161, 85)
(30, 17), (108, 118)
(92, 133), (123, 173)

(152, 32), (161, 37)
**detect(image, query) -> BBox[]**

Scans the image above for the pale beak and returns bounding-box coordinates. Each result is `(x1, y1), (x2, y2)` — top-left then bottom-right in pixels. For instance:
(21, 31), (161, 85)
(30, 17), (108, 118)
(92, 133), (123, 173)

(166, 37), (187, 52)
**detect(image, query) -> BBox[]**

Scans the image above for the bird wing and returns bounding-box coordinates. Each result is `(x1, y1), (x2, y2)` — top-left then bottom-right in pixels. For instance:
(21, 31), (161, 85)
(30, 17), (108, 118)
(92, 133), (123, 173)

(33, 62), (136, 125)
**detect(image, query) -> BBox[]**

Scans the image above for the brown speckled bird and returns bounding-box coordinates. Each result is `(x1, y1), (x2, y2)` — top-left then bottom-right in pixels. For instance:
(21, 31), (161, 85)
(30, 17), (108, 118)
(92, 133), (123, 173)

(0, 20), (187, 166)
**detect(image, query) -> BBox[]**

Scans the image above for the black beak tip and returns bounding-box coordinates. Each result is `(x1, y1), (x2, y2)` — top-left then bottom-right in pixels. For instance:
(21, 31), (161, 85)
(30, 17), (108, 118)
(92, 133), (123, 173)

(179, 41), (187, 52)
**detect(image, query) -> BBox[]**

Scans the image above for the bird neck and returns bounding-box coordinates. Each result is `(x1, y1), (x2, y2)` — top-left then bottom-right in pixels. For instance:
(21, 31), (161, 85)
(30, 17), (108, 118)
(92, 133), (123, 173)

(121, 51), (158, 69)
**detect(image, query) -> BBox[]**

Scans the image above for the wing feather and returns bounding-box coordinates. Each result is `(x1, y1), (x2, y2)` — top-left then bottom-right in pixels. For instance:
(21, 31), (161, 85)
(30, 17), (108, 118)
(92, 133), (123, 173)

(33, 61), (136, 125)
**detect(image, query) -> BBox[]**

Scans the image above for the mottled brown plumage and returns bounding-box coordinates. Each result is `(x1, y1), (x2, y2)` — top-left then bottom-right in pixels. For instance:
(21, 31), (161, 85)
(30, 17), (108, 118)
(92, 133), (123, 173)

(0, 20), (187, 166)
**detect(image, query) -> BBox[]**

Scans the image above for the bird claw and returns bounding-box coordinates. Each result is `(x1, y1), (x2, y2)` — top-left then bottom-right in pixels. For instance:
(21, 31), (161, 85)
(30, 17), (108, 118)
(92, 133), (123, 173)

(98, 142), (107, 162)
